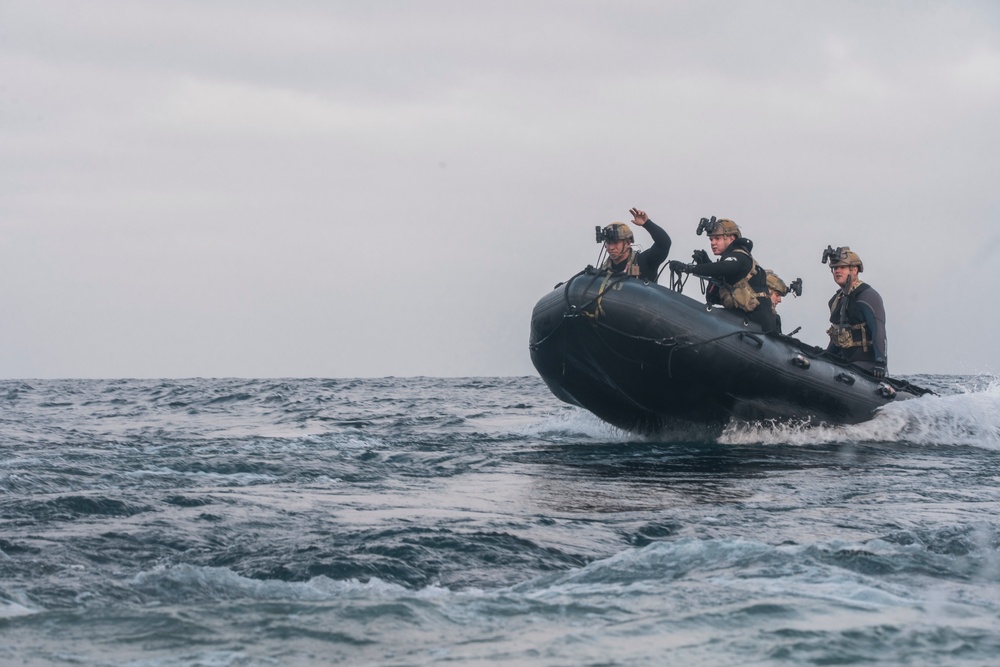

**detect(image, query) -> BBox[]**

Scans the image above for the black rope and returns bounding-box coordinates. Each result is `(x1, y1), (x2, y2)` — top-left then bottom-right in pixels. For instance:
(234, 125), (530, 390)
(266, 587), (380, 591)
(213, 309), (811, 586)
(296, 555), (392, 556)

(669, 268), (690, 293)
(584, 314), (750, 380)
(530, 269), (627, 350)
(588, 317), (678, 347)
(535, 268), (753, 371)
(573, 271), (630, 314)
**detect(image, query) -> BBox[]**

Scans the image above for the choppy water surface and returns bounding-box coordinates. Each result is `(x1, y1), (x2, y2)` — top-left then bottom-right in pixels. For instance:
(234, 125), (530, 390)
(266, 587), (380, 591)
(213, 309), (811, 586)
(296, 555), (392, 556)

(1, 376), (999, 666)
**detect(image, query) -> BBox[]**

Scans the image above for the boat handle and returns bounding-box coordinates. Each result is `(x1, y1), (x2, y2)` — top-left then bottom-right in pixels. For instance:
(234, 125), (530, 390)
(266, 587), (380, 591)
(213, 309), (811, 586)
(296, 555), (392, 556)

(835, 373), (856, 386)
(738, 332), (763, 350)
(792, 355), (810, 369)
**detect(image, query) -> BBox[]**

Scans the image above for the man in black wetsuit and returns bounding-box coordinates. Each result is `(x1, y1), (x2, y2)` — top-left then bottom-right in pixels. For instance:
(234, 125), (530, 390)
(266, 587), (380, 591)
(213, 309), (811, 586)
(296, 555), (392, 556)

(668, 218), (776, 332)
(823, 246), (888, 378)
(597, 207), (672, 282)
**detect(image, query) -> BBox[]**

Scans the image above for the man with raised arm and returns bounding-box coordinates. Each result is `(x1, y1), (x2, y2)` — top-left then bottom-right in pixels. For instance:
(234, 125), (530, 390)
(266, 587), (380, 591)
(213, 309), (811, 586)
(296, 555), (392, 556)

(596, 207), (672, 283)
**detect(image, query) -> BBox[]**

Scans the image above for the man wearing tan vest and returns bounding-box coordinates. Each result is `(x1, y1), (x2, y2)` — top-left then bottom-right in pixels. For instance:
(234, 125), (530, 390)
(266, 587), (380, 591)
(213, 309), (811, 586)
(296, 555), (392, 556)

(823, 246), (888, 378)
(597, 207), (672, 283)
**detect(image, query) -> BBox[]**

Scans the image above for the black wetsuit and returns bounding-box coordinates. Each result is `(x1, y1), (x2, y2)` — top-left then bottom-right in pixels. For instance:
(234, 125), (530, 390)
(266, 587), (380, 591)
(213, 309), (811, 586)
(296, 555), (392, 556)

(688, 238), (777, 332)
(827, 281), (887, 373)
(606, 220), (672, 282)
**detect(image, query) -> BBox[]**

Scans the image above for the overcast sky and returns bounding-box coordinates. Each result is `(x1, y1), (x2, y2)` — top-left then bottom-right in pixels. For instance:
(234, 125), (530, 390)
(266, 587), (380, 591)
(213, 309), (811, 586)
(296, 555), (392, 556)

(2, 0), (998, 378)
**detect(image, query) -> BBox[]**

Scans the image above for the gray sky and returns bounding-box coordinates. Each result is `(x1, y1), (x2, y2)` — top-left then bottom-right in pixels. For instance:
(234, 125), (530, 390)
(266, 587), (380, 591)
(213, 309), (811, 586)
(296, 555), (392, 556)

(2, 0), (998, 378)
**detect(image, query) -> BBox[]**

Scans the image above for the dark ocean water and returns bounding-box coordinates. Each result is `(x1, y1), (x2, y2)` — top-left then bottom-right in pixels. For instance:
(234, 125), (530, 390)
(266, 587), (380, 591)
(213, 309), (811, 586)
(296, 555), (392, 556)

(1, 375), (999, 666)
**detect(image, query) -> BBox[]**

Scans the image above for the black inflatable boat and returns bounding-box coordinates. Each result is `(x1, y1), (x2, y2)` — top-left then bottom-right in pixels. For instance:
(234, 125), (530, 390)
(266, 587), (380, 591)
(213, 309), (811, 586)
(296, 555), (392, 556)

(529, 267), (932, 432)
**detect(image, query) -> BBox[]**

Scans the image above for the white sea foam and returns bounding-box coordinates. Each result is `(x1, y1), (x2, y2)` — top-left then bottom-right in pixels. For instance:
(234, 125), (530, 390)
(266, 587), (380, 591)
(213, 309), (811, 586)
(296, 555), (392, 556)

(525, 380), (1000, 449)
(0, 600), (36, 618)
(719, 379), (1000, 448)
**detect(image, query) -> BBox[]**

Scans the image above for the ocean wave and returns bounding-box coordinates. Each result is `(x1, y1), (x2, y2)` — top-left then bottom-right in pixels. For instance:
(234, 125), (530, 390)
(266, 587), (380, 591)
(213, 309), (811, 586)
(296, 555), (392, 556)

(512, 536), (999, 616)
(0, 595), (36, 619)
(130, 564), (438, 604)
(2, 376), (997, 666)
(519, 409), (633, 442)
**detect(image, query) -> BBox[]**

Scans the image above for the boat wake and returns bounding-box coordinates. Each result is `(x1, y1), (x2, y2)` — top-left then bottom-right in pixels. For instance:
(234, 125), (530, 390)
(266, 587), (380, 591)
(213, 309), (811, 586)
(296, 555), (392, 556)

(719, 377), (1000, 449)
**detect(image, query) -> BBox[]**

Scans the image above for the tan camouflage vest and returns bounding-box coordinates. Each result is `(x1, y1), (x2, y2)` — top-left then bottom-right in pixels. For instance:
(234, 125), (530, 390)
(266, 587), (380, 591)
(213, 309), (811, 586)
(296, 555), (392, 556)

(601, 249), (641, 277)
(827, 323), (869, 350)
(826, 281), (869, 350)
(717, 249), (768, 313)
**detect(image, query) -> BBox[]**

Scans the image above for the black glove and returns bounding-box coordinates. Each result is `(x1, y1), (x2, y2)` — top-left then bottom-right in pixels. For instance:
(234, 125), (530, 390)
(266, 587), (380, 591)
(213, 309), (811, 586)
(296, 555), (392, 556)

(668, 260), (690, 274)
(692, 249), (711, 265)
(872, 366), (886, 379)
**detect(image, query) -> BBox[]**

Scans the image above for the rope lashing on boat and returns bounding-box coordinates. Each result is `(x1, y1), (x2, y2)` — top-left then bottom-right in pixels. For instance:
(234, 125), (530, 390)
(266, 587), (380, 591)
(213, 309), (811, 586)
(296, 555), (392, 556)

(664, 330), (752, 379)
(528, 269), (607, 350)
(572, 269), (633, 322)
(587, 317), (751, 378)
(586, 318), (679, 368)
(529, 271), (667, 369)
(578, 271), (617, 321)
(528, 270), (631, 349)
(534, 270), (752, 373)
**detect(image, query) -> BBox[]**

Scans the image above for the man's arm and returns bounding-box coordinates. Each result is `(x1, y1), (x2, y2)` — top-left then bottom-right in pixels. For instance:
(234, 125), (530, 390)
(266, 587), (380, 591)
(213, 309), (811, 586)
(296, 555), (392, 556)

(857, 289), (888, 368)
(688, 254), (751, 281)
(825, 293), (840, 352)
(628, 207), (671, 276)
(638, 219), (671, 269)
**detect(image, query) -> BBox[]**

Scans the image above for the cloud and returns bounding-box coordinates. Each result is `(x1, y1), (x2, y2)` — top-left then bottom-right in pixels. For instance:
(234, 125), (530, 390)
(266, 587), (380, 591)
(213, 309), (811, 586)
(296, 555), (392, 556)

(0, 0), (998, 377)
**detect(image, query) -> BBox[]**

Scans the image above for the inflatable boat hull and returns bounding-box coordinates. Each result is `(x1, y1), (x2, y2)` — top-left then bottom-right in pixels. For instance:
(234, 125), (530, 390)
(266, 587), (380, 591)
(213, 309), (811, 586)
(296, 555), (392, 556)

(529, 268), (927, 432)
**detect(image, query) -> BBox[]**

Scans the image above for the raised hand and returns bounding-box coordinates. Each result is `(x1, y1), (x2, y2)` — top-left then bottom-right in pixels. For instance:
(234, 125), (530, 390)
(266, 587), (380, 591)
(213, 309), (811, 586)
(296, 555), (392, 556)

(629, 208), (649, 226)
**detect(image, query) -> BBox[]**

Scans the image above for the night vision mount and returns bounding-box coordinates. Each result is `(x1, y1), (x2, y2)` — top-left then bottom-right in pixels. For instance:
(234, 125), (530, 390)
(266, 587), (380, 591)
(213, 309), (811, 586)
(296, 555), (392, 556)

(788, 277), (803, 297)
(696, 216), (718, 236)
(821, 245), (847, 265)
(595, 225), (610, 243)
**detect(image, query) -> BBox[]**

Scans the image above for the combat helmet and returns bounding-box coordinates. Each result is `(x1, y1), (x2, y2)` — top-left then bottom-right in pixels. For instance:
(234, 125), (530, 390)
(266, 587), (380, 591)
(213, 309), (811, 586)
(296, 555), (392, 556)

(696, 217), (741, 238)
(765, 270), (789, 296)
(713, 218), (741, 238)
(822, 246), (864, 272)
(597, 222), (634, 243)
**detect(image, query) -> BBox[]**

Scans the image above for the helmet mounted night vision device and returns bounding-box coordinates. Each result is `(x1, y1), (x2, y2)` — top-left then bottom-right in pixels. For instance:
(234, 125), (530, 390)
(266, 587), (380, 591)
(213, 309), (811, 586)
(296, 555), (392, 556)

(596, 223), (634, 244)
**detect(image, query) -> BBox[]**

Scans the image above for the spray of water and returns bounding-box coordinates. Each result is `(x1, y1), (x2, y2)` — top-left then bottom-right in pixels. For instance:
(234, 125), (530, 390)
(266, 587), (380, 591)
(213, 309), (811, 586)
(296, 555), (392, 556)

(719, 377), (1000, 449)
